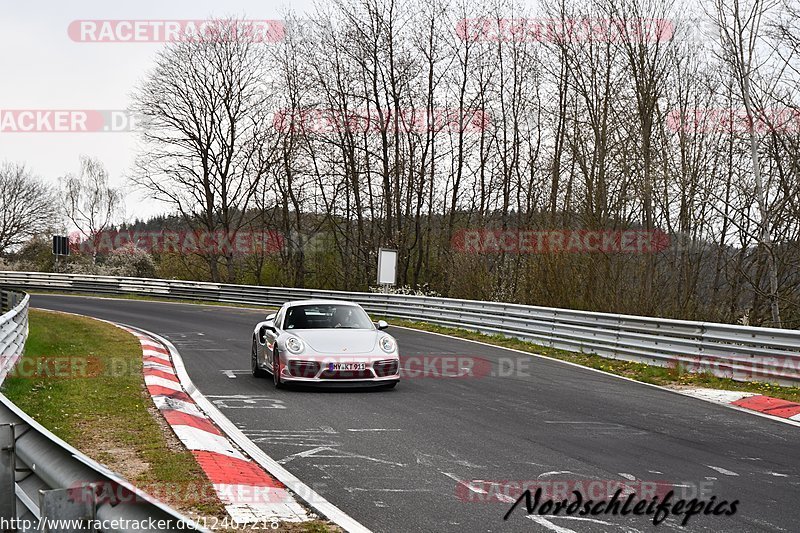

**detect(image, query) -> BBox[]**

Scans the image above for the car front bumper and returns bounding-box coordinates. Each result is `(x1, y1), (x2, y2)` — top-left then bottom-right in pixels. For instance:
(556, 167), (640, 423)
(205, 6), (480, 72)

(278, 355), (400, 384)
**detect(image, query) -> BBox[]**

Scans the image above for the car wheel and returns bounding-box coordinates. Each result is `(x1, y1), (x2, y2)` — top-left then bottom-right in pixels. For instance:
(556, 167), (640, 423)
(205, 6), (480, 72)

(273, 349), (285, 389)
(251, 339), (268, 378)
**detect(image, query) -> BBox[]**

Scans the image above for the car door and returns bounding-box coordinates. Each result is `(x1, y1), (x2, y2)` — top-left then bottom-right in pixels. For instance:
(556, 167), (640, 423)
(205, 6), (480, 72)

(263, 308), (282, 370)
(256, 309), (281, 369)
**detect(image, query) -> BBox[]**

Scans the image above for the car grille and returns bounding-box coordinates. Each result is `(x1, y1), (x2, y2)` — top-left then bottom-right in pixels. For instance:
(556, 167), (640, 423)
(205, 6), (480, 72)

(319, 369), (374, 380)
(288, 361), (321, 378)
(373, 359), (399, 377)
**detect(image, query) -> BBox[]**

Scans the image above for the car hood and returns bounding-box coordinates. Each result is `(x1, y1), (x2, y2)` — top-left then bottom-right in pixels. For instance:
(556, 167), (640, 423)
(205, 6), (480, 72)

(291, 329), (379, 354)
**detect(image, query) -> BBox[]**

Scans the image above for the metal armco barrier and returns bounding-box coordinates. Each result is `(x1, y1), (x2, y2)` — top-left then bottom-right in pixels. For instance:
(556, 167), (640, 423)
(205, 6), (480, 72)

(1, 271), (798, 386)
(0, 288), (206, 532)
(0, 290), (28, 385)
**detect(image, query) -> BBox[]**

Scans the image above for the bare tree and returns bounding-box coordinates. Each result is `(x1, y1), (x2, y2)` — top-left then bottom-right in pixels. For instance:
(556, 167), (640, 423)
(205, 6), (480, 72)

(132, 18), (277, 283)
(61, 156), (122, 262)
(710, 0), (782, 326)
(0, 162), (58, 254)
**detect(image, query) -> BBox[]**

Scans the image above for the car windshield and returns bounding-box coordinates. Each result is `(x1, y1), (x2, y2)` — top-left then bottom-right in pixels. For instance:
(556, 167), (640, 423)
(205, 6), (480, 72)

(283, 304), (374, 330)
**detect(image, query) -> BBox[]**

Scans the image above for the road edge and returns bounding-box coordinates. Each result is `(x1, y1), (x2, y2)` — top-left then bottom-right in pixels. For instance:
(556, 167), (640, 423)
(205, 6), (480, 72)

(134, 327), (374, 533)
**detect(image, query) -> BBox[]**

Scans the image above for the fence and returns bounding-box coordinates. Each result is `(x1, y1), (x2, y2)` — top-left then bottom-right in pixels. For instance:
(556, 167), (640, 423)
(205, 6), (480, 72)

(0, 290), (28, 385)
(1, 271), (798, 386)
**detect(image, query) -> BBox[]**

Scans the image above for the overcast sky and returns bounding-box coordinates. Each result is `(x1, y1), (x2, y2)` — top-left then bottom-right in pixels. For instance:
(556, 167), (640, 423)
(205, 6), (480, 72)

(0, 0), (315, 223)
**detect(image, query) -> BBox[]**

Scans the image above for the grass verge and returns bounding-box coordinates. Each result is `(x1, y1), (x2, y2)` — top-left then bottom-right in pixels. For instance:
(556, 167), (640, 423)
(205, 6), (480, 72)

(2, 309), (335, 532)
(390, 319), (800, 404)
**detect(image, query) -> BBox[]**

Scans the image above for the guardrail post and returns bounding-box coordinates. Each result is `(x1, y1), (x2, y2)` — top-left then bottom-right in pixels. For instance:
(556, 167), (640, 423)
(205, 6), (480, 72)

(0, 424), (15, 529)
(38, 486), (97, 532)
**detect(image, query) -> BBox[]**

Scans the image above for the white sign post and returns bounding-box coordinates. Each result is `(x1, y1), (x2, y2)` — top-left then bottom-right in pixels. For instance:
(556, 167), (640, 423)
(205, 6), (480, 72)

(377, 248), (398, 286)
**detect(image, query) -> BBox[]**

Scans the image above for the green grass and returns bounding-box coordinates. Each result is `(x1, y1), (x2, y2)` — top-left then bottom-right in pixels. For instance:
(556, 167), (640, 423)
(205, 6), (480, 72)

(389, 319), (800, 404)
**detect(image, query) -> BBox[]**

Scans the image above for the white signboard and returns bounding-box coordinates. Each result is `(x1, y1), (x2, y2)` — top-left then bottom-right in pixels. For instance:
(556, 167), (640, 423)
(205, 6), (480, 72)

(377, 248), (398, 285)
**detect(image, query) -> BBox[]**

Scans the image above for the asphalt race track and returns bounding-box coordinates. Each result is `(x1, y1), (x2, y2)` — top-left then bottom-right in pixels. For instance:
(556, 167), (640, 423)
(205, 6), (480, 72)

(31, 295), (800, 533)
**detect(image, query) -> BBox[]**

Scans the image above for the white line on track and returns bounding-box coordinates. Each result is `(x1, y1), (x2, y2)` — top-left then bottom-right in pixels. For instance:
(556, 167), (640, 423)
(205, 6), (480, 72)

(529, 515), (643, 532)
(538, 471), (577, 478)
(278, 446), (405, 467)
(706, 465), (739, 476)
(528, 516), (578, 532)
(343, 487), (434, 493)
(440, 472), (483, 492)
(346, 428), (402, 432)
(440, 472), (489, 497)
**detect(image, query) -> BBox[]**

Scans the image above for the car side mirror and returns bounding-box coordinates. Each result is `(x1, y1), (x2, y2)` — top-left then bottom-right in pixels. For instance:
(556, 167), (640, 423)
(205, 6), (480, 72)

(266, 313), (277, 322)
(258, 321), (276, 344)
(376, 320), (389, 330)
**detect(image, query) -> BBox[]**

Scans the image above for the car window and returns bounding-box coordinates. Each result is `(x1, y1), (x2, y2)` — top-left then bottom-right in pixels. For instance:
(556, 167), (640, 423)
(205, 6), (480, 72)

(284, 304), (374, 329)
(274, 308), (285, 330)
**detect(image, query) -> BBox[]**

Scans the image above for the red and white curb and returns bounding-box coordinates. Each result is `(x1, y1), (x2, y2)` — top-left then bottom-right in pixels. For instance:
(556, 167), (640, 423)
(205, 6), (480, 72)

(677, 387), (800, 423)
(122, 326), (311, 524)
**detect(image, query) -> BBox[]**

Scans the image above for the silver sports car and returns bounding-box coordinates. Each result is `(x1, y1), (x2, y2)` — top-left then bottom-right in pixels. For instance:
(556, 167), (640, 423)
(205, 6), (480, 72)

(251, 299), (400, 388)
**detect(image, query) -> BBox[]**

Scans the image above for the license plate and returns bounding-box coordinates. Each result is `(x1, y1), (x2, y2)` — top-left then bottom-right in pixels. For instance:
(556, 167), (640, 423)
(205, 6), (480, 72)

(328, 362), (366, 371)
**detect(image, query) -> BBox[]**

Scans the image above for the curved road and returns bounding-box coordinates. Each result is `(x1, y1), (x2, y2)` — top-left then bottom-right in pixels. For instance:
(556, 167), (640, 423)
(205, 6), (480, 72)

(32, 295), (800, 533)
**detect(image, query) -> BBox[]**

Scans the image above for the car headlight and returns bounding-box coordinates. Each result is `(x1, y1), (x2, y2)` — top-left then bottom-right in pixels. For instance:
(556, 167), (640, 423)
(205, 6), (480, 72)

(379, 336), (396, 353)
(285, 336), (305, 354)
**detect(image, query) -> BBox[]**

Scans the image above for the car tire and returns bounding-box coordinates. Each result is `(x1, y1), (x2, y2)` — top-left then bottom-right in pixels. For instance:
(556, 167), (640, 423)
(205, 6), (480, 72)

(251, 338), (269, 378)
(273, 349), (285, 389)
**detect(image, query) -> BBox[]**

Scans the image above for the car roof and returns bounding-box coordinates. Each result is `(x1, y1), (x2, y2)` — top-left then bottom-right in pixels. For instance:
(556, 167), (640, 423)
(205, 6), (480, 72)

(284, 299), (362, 307)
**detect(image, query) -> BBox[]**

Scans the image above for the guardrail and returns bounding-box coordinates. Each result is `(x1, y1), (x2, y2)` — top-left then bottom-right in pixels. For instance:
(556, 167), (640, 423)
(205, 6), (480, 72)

(2, 271), (798, 386)
(0, 288), (206, 532)
(0, 290), (28, 385)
